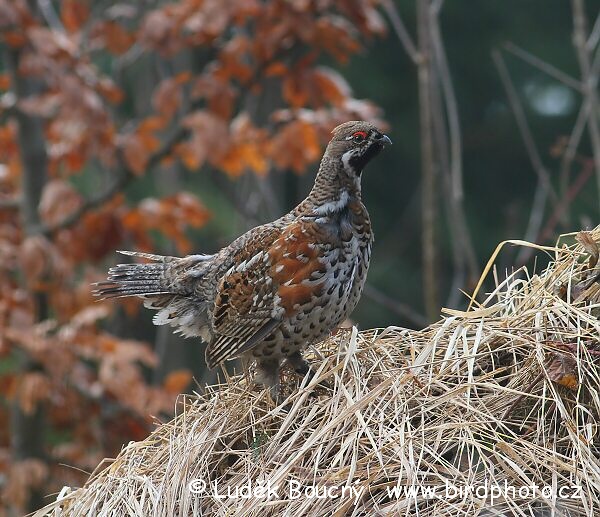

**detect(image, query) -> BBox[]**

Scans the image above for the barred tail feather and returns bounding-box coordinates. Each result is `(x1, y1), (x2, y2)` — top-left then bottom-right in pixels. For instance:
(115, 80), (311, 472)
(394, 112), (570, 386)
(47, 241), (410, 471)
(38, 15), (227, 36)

(94, 250), (214, 342)
(94, 261), (169, 299)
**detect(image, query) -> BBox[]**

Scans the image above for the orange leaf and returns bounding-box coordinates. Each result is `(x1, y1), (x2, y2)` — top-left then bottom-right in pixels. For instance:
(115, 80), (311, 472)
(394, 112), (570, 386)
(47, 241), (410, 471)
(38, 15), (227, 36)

(19, 236), (53, 287)
(163, 369), (193, 394)
(3, 31), (27, 48)
(152, 81), (180, 118)
(547, 350), (579, 390)
(264, 62), (288, 77)
(138, 116), (168, 133)
(91, 21), (135, 54)
(282, 72), (309, 108)
(39, 179), (83, 226)
(17, 373), (51, 415)
(61, 0), (89, 32)
(0, 74), (10, 90)
(175, 141), (205, 170)
(96, 78), (124, 105)
(313, 67), (350, 106)
(122, 136), (148, 174)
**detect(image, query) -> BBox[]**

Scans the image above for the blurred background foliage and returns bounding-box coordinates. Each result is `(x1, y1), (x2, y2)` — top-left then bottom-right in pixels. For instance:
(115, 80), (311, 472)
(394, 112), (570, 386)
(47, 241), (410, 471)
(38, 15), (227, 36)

(0, 0), (598, 513)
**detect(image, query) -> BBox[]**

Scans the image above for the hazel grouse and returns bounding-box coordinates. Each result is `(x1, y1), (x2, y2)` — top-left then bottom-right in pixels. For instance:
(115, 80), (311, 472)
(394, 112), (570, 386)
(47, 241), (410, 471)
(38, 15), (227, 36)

(96, 121), (391, 396)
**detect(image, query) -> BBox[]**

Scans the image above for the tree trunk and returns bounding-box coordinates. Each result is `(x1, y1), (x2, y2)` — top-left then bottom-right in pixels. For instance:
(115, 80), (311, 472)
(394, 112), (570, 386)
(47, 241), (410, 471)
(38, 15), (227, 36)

(6, 44), (49, 513)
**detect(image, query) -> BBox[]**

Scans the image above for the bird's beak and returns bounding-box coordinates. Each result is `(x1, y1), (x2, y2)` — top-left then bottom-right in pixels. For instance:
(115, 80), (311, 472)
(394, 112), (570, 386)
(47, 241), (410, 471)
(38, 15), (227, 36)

(379, 134), (392, 146)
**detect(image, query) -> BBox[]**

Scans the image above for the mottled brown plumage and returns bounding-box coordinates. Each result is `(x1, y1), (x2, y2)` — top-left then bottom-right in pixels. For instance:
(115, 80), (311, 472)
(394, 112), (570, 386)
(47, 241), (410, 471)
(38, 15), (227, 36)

(95, 121), (391, 396)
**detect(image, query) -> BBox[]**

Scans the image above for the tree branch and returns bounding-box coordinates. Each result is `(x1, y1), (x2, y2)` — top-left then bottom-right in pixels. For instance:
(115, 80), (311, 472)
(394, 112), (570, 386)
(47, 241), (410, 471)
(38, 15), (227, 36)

(571, 0), (600, 208)
(503, 42), (582, 92)
(492, 49), (559, 206)
(381, 0), (420, 64)
(417, 0), (438, 321)
(587, 11), (600, 50)
(559, 95), (590, 199)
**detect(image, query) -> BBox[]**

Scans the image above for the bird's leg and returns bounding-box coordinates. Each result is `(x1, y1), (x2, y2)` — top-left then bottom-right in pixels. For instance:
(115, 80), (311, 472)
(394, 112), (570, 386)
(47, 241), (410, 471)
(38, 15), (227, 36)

(286, 352), (332, 391)
(254, 358), (281, 402)
(286, 351), (314, 381)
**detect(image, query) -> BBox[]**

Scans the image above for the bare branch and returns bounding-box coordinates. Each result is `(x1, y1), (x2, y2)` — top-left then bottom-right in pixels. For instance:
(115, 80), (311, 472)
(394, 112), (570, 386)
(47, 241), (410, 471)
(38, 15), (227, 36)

(560, 97), (590, 198)
(381, 0), (420, 64)
(36, 0), (64, 31)
(587, 11), (600, 50)
(429, 11), (478, 304)
(540, 159), (594, 243)
(572, 0), (600, 207)
(492, 49), (559, 206)
(431, 0), (445, 15)
(430, 12), (463, 201)
(503, 42), (582, 92)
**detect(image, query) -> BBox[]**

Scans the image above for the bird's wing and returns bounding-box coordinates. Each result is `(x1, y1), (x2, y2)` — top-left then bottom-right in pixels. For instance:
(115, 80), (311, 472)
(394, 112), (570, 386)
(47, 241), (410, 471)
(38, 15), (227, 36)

(205, 218), (330, 367)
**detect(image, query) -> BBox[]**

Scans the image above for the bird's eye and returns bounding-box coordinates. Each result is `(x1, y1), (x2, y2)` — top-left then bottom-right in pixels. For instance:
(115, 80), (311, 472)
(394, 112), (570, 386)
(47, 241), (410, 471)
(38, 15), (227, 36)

(352, 131), (368, 142)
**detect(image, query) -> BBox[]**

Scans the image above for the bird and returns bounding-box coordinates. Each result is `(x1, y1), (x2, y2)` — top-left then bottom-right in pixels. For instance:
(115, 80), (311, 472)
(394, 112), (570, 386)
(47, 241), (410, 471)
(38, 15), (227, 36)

(95, 120), (391, 398)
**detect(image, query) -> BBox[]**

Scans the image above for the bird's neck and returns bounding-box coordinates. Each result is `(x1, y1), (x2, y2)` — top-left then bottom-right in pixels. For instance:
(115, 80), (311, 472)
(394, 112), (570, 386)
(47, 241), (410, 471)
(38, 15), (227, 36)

(296, 155), (361, 216)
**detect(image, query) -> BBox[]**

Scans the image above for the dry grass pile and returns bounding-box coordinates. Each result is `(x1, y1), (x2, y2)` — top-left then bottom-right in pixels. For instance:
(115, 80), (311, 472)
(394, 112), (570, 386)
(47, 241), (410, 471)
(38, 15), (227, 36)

(35, 228), (600, 516)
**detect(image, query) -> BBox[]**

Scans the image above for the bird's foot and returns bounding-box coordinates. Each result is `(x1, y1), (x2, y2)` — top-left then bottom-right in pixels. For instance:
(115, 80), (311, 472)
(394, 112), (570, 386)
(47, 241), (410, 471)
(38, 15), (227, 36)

(286, 352), (332, 392)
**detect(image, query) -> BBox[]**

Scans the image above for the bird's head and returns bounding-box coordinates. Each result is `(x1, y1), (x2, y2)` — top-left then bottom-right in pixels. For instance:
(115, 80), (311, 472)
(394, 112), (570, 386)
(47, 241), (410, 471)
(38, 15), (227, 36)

(327, 120), (392, 178)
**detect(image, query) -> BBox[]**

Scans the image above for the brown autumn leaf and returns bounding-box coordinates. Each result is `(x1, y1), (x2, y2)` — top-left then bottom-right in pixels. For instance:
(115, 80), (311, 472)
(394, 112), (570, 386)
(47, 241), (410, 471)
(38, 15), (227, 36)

(264, 61), (288, 77)
(314, 15), (361, 63)
(69, 208), (123, 262)
(18, 92), (61, 117)
(217, 114), (269, 176)
(39, 179), (83, 226)
(3, 459), (49, 510)
(15, 372), (51, 415)
(122, 138), (149, 175)
(270, 119), (321, 173)
(282, 69), (310, 108)
(19, 235), (53, 286)
(313, 67), (351, 106)
(90, 20), (135, 54)
(163, 369), (193, 394)
(191, 74), (237, 119)
(178, 110), (229, 170)
(61, 0), (89, 33)
(152, 71), (191, 119)
(139, 9), (178, 54)
(96, 77), (124, 105)
(0, 73), (10, 89)
(175, 138), (207, 170)
(2, 30), (27, 48)
(170, 192), (211, 227)
(547, 349), (578, 390)
(120, 120), (162, 174)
